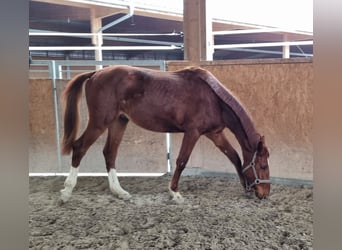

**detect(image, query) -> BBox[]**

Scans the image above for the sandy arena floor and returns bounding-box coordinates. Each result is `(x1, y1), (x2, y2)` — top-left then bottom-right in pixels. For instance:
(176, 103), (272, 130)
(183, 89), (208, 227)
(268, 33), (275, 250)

(29, 175), (313, 249)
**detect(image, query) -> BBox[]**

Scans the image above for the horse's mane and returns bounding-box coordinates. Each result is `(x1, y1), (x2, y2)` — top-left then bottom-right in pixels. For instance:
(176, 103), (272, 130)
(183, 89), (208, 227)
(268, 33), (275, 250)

(183, 67), (260, 148)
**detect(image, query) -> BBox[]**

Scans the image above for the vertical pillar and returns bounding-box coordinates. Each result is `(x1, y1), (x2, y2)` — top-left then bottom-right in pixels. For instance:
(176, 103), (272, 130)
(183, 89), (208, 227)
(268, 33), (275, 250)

(65, 53), (71, 79)
(183, 0), (213, 62)
(199, 0), (213, 61)
(282, 34), (290, 58)
(90, 9), (103, 69)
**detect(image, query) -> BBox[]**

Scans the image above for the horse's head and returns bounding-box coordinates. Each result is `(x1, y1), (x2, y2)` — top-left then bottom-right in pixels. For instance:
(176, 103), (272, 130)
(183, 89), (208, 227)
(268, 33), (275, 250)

(242, 136), (271, 199)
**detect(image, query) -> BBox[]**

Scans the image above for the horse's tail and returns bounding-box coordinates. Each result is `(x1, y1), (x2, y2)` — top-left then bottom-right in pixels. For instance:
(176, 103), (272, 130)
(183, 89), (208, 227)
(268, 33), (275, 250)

(61, 71), (96, 155)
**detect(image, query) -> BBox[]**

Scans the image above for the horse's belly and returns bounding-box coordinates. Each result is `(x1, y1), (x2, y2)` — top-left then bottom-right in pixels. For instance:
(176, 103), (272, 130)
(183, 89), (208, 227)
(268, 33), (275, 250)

(125, 111), (183, 133)
(120, 101), (182, 132)
(123, 102), (222, 134)
(120, 89), (223, 133)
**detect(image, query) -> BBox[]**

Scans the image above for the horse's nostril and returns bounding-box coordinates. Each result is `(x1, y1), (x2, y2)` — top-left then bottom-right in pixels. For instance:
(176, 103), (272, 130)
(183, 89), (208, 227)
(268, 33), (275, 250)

(255, 191), (268, 200)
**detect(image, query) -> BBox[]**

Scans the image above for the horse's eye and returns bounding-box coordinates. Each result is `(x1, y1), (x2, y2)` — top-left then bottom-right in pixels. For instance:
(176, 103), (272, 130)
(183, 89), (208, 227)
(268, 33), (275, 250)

(260, 165), (268, 170)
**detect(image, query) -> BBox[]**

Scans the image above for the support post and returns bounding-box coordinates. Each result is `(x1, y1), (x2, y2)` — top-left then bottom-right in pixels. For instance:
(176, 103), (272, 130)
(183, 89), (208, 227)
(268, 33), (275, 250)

(91, 9), (103, 69)
(199, 0), (213, 61)
(183, 0), (213, 62)
(50, 61), (62, 172)
(282, 34), (290, 58)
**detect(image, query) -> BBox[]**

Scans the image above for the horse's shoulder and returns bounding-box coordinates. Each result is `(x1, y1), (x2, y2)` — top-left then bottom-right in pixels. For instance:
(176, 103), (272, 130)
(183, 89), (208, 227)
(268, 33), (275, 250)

(173, 66), (210, 80)
(175, 66), (206, 73)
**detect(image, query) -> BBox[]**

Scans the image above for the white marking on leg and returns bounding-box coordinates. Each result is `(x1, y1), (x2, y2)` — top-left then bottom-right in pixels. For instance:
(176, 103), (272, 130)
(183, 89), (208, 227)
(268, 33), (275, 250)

(168, 184), (184, 204)
(108, 169), (131, 200)
(60, 167), (78, 202)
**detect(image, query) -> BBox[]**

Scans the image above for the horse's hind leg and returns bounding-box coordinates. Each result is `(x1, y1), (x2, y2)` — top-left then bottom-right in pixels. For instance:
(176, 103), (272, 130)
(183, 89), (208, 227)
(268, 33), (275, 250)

(60, 124), (105, 202)
(169, 130), (200, 202)
(103, 115), (131, 200)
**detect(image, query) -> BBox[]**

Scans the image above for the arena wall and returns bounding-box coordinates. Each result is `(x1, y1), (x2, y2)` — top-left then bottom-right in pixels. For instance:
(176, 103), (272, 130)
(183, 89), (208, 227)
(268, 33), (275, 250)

(29, 58), (312, 180)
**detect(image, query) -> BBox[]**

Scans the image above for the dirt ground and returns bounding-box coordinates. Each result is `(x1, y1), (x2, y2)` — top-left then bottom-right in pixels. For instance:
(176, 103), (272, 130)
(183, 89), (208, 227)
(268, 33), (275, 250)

(29, 175), (313, 250)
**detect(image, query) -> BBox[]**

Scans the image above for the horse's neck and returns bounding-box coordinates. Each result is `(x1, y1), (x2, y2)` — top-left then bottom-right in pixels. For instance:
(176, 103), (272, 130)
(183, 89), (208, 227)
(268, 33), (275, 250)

(228, 121), (258, 164)
(220, 101), (259, 164)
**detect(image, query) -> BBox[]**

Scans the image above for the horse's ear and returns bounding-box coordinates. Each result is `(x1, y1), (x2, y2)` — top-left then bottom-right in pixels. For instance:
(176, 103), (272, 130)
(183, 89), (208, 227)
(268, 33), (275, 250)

(257, 135), (265, 153)
(261, 135), (265, 144)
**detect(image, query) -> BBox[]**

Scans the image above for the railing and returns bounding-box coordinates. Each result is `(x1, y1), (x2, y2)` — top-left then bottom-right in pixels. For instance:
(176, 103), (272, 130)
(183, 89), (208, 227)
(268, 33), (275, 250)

(29, 29), (313, 60)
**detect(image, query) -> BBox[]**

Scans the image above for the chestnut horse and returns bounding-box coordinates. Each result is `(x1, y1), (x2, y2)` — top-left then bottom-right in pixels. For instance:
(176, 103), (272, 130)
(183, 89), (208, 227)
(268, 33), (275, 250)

(60, 65), (270, 202)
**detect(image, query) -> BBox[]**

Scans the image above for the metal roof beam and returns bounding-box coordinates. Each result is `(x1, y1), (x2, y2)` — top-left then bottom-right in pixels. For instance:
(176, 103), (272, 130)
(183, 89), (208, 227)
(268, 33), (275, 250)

(29, 29), (183, 46)
(214, 40), (313, 49)
(213, 28), (312, 36)
(29, 45), (181, 51)
(224, 48), (313, 57)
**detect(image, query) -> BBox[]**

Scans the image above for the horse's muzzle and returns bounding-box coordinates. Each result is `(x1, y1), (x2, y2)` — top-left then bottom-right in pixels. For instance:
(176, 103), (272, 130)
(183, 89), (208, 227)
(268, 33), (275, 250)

(255, 184), (270, 199)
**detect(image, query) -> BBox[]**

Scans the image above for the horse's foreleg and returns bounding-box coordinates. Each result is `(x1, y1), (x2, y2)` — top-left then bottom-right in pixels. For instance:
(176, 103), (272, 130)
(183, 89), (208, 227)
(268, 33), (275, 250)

(60, 124), (104, 203)
(206, 131), (245, 188)
(103, 115), (131, 200)
(169, 130), (200, 202)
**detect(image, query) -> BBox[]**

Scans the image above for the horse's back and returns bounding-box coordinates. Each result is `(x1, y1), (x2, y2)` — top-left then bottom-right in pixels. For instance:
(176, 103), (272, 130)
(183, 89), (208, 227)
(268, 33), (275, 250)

(84, 65), (225, 133)
(120, 67), (224, 133)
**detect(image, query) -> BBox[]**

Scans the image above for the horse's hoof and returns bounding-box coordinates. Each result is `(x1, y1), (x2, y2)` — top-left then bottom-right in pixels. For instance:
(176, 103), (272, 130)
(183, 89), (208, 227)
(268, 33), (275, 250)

(118, 192), (132, 200)
(60, 189), (71, 203)
(170, 190), (184, 204)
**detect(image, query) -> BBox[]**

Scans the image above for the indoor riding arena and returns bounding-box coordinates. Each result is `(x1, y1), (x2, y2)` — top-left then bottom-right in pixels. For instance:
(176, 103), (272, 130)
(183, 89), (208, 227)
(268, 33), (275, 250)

(29, 0), (313, 249)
